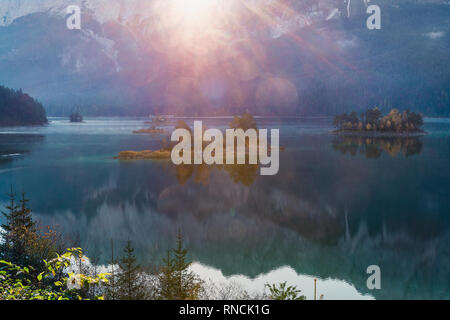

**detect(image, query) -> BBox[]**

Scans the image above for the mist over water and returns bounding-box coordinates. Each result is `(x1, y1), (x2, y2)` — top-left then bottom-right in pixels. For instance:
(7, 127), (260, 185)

(0, 117), (449, 299)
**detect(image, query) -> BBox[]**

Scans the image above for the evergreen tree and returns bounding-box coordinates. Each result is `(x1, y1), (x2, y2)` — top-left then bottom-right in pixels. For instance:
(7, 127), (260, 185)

(1, 188), (66, 283)
(157, 250), (176, 300)
(172, 230), (198, 299)
(105, 240), (120, 300)
(157, 230), (203, 300)
(116, 240), (146, 300)
(0, 188), (37, 267)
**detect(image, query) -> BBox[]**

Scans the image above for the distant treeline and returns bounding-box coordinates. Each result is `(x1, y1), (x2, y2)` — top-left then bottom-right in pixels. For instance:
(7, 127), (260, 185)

(0, 86), (47, 126)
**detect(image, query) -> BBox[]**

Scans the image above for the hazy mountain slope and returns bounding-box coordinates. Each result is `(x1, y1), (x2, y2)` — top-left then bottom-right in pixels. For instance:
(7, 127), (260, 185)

(0, 0), (449, 116)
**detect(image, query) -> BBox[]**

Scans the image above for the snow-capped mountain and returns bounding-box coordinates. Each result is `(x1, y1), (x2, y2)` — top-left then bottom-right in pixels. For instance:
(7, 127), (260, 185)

(0, 0), (153, 26)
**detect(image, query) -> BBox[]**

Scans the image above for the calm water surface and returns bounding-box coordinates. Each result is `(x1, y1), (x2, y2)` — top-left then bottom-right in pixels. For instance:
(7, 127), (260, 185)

(0, 117), (449, 299)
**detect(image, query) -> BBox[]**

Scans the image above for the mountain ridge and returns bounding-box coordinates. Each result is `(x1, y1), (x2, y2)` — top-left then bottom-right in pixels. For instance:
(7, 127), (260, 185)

(0, 0), (449, 116)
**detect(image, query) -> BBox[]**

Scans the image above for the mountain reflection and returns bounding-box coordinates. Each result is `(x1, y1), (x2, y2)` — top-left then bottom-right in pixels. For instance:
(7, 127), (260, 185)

(332, 136), (423, 158)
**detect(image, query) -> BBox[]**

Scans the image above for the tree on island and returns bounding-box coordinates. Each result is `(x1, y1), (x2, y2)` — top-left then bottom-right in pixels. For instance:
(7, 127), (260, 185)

(229, 111), (257, 131)
(333, 107), (424, 133)
(366, 108), (383, 125)
(70, 108), (83, 123)
(0, 86), (47, 126)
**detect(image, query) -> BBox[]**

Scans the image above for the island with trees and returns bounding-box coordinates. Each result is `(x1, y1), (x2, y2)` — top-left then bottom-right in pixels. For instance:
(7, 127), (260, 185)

(70, 111), (83, 123)
(333, 108), (425, 135)
(0, 85), (47, 126)
(117, 112), (281, 162)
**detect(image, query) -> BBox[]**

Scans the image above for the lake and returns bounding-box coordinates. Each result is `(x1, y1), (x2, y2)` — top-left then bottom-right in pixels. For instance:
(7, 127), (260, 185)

(0, 117), (449, 299)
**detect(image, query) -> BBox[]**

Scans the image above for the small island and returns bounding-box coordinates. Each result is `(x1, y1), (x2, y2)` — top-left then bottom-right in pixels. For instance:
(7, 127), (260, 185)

(133, 125), (166, 134)
(118, 113), (284, 163)
(0, 85), (47, 126)
(115, 149), (172, 160)
(333, 108), (425, 135)
(70, 111), (83, 123)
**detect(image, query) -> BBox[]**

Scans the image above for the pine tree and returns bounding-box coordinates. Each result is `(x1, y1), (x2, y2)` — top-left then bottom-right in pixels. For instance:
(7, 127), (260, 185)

(1, 188), (66, 281)
(157, 250), (176, 300)
(105, 240), (120, 300)
(172, 230), (194, 299)
(0, 188), (37, 266)
(117, 240), (146, 300)
(156, 230), (203, 300)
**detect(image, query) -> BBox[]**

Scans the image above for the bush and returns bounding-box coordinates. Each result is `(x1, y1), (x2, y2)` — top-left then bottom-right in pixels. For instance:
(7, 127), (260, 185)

(265, 282), (306, 300)
(0, 248), (109, 300)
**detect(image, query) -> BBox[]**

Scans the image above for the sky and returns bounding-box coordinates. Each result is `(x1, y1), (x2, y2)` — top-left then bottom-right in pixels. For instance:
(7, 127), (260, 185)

(0, 0), (449, 116)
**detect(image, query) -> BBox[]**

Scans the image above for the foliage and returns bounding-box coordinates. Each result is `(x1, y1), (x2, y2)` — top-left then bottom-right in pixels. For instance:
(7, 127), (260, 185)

(156, 230), (204, 300)
(333, 107), (424, 133)
(265, 282), (306, 300)
(0, 190), (314, 301)
(1, 189), (66, 278)
(0, 86), (47, 126)
(200, 280), (268, 300)
(0, 248), (109, 300)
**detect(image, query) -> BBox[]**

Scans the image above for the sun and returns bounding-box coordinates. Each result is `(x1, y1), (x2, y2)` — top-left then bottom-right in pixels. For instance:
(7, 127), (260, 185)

(180, 0), (217, 15)
(153, 0), (230, 55)
(170, 0), (220, 26)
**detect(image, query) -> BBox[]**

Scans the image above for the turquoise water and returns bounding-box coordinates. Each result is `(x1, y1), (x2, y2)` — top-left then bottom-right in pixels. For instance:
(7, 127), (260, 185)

(0, 117), (449, 299)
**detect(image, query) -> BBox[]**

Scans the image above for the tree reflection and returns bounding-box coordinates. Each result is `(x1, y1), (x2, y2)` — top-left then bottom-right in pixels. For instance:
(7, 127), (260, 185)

(175, 163), (259, 186)
(172, 112), (260, 186)
(0, 134), (45, 164)
(222, 164), (259, 186)
(332, 136), (423, 158)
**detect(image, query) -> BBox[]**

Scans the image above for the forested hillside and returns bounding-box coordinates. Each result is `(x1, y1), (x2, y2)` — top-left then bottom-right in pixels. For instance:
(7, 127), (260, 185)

(0, 86), (47, 126)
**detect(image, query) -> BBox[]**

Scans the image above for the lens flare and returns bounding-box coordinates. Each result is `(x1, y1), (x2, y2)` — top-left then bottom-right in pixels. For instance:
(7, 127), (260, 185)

(137, 1), (350, 113)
